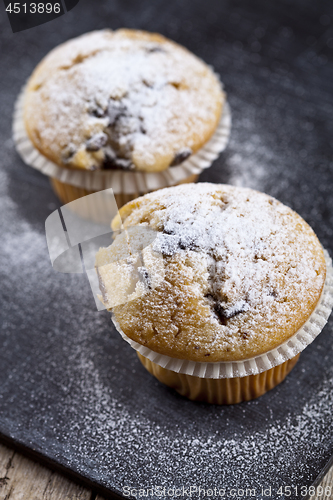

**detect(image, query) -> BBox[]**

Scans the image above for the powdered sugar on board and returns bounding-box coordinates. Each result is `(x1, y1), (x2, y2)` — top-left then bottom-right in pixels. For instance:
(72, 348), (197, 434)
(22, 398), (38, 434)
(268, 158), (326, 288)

(56, 326), (333, 497)
(1, 137), (332, 499)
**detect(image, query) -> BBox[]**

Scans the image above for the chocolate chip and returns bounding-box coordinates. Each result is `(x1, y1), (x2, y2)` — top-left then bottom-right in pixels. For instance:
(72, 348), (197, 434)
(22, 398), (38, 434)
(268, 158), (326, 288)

(205, 294), (227, 325)
(205, 294), (249, 325)
(142, 79), (154, 88)
(86, 133), (108, 152)
(156, 234), (179, 256)
(170, 148), (192, 166)
(62, 144), (76, 163)
(162, 228), (175, 235)
(220, 301), (249, 319)
(103, 156), (117, 169)
(138, 267), (152, 290)
(92, 107), (106, 118)
(115, 158), (134, 170)
(178, 238), (196, 251)
(269, 289), (278, 298)
(107, 100), (127, 126)
(103, 149), (133, 170)
(146, 46), (165, 53)
(88, 102), (106, 118)
(212, 302), (228, 325)
(241, 332), (250, 340)
(159, 229), (197, 253)
(103, 154), (118, 170)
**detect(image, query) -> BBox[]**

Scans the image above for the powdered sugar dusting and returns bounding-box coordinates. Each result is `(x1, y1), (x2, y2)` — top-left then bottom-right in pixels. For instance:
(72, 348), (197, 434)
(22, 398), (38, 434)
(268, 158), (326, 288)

(1, 168), (332, 495)
(112, 183), (326, 361)
(58, 337), (333, 497)
(25, 30), (224, 172)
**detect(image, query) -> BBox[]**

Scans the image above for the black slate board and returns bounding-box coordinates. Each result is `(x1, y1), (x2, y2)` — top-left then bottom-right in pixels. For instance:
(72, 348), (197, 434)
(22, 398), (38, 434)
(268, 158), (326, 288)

(1, 0), (333, 499)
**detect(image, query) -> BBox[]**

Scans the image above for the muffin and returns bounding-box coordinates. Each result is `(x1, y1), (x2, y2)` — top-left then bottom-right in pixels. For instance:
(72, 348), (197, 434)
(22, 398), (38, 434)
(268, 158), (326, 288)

(95, 183), (331, 404)
(19, 29), (228, 207)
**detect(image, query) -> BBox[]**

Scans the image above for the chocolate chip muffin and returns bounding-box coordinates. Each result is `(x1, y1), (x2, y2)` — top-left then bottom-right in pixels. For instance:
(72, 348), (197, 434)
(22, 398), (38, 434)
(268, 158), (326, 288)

(96, 183), (329, 403)
(24, 29), (225, 173)
(103, 183), (326, 360)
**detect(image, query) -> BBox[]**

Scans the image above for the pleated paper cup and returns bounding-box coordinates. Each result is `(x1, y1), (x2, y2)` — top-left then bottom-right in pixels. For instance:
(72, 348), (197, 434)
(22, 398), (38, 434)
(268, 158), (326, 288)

(112, 250), (333, 404)
(136, 352), (300, 404)
(13, 84), (231, 208)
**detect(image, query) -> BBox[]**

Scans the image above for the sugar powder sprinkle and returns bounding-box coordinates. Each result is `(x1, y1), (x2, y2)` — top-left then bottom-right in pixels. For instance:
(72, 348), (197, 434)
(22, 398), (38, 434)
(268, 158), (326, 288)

(25, 30), (223, 171)
(110, 183), (326, 361)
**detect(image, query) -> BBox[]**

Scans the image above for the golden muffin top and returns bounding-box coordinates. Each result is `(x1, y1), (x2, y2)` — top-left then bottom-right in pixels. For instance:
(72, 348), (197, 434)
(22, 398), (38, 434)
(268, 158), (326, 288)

(96, 183), (326, 362)
(24, 29), (224, 173)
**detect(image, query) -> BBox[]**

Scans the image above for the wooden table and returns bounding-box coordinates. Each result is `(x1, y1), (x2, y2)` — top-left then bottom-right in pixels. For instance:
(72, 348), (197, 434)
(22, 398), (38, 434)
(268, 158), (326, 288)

(0, 442), (332, 500)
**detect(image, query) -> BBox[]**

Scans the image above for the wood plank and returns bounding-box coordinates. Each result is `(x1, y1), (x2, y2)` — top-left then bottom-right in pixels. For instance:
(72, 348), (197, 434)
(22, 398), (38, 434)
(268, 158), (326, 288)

(0, 443), (91, 500)
(0, 443), (15, 491)
(42, 472), (92, 500)
(1, 441), (333, 500)
(311, 466), (333, 500)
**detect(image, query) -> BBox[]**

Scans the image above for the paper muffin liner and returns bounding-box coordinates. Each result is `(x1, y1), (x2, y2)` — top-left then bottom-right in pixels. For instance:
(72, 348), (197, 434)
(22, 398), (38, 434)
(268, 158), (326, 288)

(13, 84), (231, 194)
(112, 249), (333, 379)
(136, 352), (300, 404)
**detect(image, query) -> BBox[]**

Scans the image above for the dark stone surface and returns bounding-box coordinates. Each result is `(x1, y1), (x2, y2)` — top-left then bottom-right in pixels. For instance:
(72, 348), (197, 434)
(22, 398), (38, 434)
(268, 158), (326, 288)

(0, 0), (333, 499)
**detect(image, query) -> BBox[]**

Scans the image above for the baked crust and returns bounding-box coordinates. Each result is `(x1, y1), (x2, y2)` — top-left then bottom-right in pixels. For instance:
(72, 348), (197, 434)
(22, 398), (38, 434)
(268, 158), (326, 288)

(24, 29), (224, 173)
(97, 183), (326, 362)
